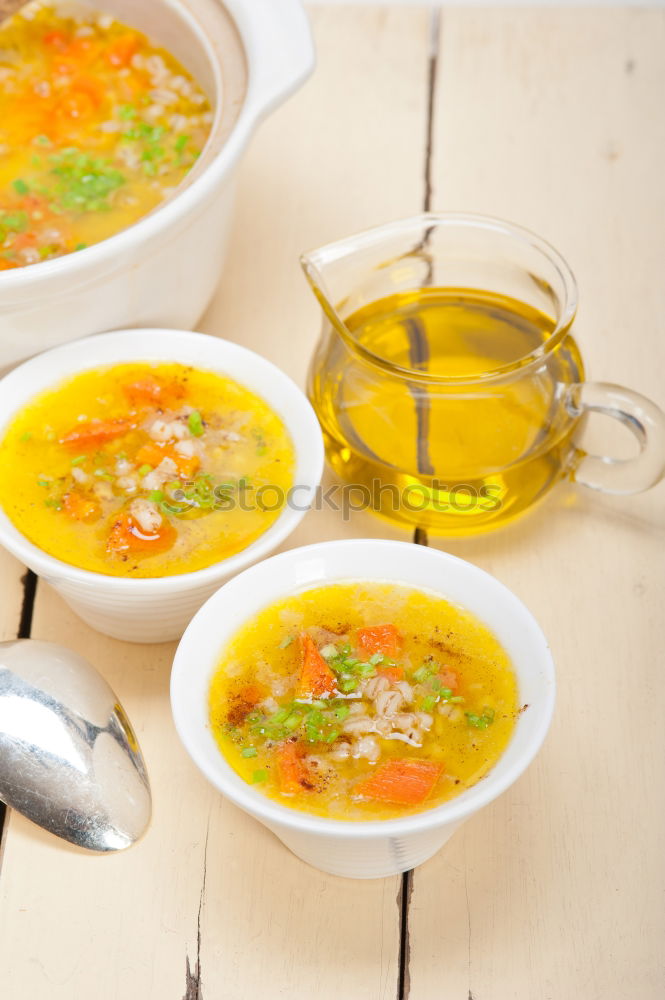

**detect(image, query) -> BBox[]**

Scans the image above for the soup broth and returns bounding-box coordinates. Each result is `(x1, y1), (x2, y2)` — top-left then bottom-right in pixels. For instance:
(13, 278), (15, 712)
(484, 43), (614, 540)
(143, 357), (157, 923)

(209, 583), (519, 821)
(0, 363), (295, 577)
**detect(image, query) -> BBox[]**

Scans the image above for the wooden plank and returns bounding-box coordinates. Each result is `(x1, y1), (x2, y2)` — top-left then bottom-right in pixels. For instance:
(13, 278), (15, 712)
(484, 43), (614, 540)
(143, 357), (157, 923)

(408, 9), (665, 1000)
(0, 551), (26, 642)
(0, 7), (429, 999)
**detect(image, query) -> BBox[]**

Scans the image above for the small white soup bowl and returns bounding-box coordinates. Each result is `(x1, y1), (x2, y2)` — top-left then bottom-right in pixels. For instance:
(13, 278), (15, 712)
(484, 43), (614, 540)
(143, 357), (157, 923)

(171, 539), (556, 879)
(0, 329), (324, 642)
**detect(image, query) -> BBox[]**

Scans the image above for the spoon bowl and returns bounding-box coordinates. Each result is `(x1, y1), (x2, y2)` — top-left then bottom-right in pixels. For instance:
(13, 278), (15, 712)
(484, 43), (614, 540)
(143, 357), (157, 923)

(0, 640), (151, 851)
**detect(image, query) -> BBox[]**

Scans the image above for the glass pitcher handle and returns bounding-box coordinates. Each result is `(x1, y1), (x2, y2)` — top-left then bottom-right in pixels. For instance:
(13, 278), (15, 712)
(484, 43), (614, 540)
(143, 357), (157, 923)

(566, 382), (665, 494)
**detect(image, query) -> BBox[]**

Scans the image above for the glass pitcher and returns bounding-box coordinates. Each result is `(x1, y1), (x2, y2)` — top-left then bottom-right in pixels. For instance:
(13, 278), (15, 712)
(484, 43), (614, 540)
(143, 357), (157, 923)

(302, 214), (665, 534)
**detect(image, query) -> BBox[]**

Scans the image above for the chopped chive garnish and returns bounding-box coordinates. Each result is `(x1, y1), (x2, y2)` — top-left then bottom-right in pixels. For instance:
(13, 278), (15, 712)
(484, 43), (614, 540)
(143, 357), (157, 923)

(37, 479), (50, 488)
(334, 705), (350, 721)
(20, 432), (32, 442)
(148, 490), (164, 502)
(466, 708), (495, 730)
(138, 464), (152, 476)
(420, 694), (438, 713)
(71, 455), (86, 466)
(368, 652), (384, 665)
(188, 410), (204, 437)
(13, 179), (29, 195)
(325, 730), (339, 743)
(241, 747), (258, 758)
(320, 643), (337, 660)
(279, 635), (295, 649)
(174, 134), (189, 153)
(413, 665), (431, 684)
(251, 769), (267, 783)
(450, 695), (464, 704)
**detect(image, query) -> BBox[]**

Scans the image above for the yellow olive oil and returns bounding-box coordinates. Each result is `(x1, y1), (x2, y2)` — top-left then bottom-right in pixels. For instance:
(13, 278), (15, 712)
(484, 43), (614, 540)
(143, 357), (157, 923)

(308, 288), (585, 534)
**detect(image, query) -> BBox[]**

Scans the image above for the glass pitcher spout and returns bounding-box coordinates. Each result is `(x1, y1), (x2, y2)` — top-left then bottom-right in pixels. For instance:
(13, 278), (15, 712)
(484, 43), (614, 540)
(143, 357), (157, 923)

(300, 215), (452, 348)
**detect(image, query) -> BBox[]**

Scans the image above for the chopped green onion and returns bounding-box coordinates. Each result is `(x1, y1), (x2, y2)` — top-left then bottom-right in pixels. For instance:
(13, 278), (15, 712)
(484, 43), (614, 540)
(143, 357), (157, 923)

(325, 730), (339, 743)
(33, 134), (51, 147)
(1, 212), (28, 232)
(174, 134), (190, 153)
(138, 464), (152, 476)
(188, 410), (204, 437)
(252, 769), (267, 783)
(71, 455), (87, 466)
(20, 432), (32, 442)
(44, 498), (62, 510)
(148, 490), (164, 502)
(450, 695), (464, 704)
(369, 652), (384, 665)
(37, 479), (50, 488)
(284, 713), (301, 731)
(320, 643), (337, 660)
(334, 705), (350, 722)
(12, 179), (29, 195)
(340, 678), (358, 693)
(466, 708), (495, 730)
(420, 694), (438, 713)
(241, 747), (258, 758)
(279, 635), (295, 649)
(413, 665), (431, 684)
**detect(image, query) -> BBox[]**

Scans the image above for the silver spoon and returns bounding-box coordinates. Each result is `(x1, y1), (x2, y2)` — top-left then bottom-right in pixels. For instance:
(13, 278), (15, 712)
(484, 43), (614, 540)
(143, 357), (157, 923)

(0, 640), (151, 851)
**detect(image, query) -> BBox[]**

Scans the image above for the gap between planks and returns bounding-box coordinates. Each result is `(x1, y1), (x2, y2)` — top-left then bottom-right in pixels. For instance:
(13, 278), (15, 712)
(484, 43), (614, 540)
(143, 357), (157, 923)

(398, 8), (440, 1000)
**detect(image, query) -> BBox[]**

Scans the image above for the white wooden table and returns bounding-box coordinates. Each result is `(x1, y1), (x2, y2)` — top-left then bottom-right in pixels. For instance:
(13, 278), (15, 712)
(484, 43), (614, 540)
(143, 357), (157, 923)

(1, 6), (664, 998)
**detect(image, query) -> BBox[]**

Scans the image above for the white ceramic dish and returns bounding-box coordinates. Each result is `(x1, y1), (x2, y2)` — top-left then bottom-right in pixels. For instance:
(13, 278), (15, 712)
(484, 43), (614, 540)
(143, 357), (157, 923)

(0, 329), (324, 642)
(170, 539), (556, 879)
(0, 0), (314, 368)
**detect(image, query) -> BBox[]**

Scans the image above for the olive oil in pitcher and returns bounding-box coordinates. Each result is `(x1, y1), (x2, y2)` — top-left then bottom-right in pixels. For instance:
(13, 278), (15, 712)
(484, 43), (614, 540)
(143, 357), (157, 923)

(308, 287), (585, 534)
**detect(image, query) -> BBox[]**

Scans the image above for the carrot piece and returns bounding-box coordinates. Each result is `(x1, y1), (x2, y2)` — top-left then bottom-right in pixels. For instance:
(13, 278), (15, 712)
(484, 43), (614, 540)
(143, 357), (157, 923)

(106, 511), (176, 555)
(62, 491), (100, 523)
(276, 742), (311, 795)
(356, 624), (402, 659)
(355, 759), (443, 806)
(123, 377), (185, 408)
(170, 452), (200, 480)
(43, 30), (69, 51)
(134, 442), (199, 479)
(59, 89), (95, 120)
(60, 419), (132, 450)
(297, 633), (337, 698)
(439, 669), (459, 692)
(106, 34), (139, 68)
(134, 442), (166, 468)
(376, 665), (405, 683)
